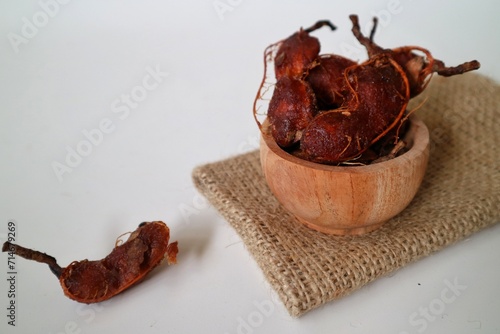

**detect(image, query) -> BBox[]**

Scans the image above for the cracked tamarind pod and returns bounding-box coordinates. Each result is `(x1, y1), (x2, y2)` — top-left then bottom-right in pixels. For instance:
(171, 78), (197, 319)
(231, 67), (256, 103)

(2, 221), (178, 303)
(349, 14), (480, 98)
(301, 54), (410, 163)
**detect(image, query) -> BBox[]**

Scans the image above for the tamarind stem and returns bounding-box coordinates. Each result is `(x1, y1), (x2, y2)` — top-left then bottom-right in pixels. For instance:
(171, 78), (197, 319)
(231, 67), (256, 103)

(433, 59), (481, 77)
(369, 17), (378, 42)
(304, 20), (336, 33)
(2, 241), (63, 278)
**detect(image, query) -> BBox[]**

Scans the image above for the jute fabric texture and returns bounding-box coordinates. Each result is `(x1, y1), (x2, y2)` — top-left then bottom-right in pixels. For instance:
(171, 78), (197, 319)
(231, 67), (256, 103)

(192, 74), (500, 317)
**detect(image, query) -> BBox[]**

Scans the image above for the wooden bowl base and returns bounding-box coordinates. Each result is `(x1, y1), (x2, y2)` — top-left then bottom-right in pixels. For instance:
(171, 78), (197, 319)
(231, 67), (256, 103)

(295, 216), (386, 236)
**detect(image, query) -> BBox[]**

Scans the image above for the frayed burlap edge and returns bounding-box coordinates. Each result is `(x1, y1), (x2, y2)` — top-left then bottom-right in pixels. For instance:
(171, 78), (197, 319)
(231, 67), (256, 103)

(192, 73), (500, 317)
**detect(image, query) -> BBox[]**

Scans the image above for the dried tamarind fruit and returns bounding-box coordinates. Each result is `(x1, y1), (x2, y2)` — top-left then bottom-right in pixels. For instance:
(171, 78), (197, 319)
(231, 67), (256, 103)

(350, 14), (480, 97)
(254, 20), (336, 147)
(267, 76), (318, 147)
(305, 54), (357, 109)
(2, 221), (178, 303)
(387, 46), (478, 98)
(274, 20), (336, 79)
(301, 54), (410, 163)
(259, 20), (336, 147)
(254, 14), (480, 165)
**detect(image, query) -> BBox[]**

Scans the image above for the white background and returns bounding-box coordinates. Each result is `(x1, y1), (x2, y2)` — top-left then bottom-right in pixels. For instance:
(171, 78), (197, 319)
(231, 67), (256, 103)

(1, 1), (499, 333)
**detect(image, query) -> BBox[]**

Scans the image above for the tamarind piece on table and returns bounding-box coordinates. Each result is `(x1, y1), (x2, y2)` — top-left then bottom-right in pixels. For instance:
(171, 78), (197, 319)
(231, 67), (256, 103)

(2, 221), (178, 303)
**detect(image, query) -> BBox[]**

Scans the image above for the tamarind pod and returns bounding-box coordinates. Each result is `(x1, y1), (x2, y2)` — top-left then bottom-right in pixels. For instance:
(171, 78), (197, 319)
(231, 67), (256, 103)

(267, 76), (318, 148)
(350, 15), (427, 96)
(2, 221), (178, 303)
(350, 14), (427, 96)
(390, 46), (480, 97)
(274, 20), (336, 79)
(350, 14), (481, 98)
(253, 20), (335, 133)
(306, 54), (357, 110)
(61, 221), (177, 303)
(301, 55), (410, 163)
(386, 47), (431, 97)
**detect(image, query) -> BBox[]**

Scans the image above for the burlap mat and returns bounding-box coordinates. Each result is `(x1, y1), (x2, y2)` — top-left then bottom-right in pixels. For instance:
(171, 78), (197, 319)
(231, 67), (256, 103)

(192, 73), (500, 317)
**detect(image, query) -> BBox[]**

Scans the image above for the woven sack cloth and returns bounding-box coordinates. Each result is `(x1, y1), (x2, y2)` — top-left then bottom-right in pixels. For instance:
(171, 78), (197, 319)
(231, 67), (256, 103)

(192, 73), (500, 317)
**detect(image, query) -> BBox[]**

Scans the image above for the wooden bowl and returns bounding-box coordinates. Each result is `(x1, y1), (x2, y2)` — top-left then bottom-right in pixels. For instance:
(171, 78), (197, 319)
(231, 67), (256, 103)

(260, 116), (430, 235)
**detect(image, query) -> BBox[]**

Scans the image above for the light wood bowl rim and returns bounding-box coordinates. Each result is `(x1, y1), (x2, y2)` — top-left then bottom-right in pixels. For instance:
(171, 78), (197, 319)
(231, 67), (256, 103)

(260, 115), (429, 171)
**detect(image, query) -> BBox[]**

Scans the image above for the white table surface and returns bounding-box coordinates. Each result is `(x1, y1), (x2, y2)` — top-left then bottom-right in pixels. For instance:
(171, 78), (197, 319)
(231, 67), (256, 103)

(1, 1), (499, 333)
